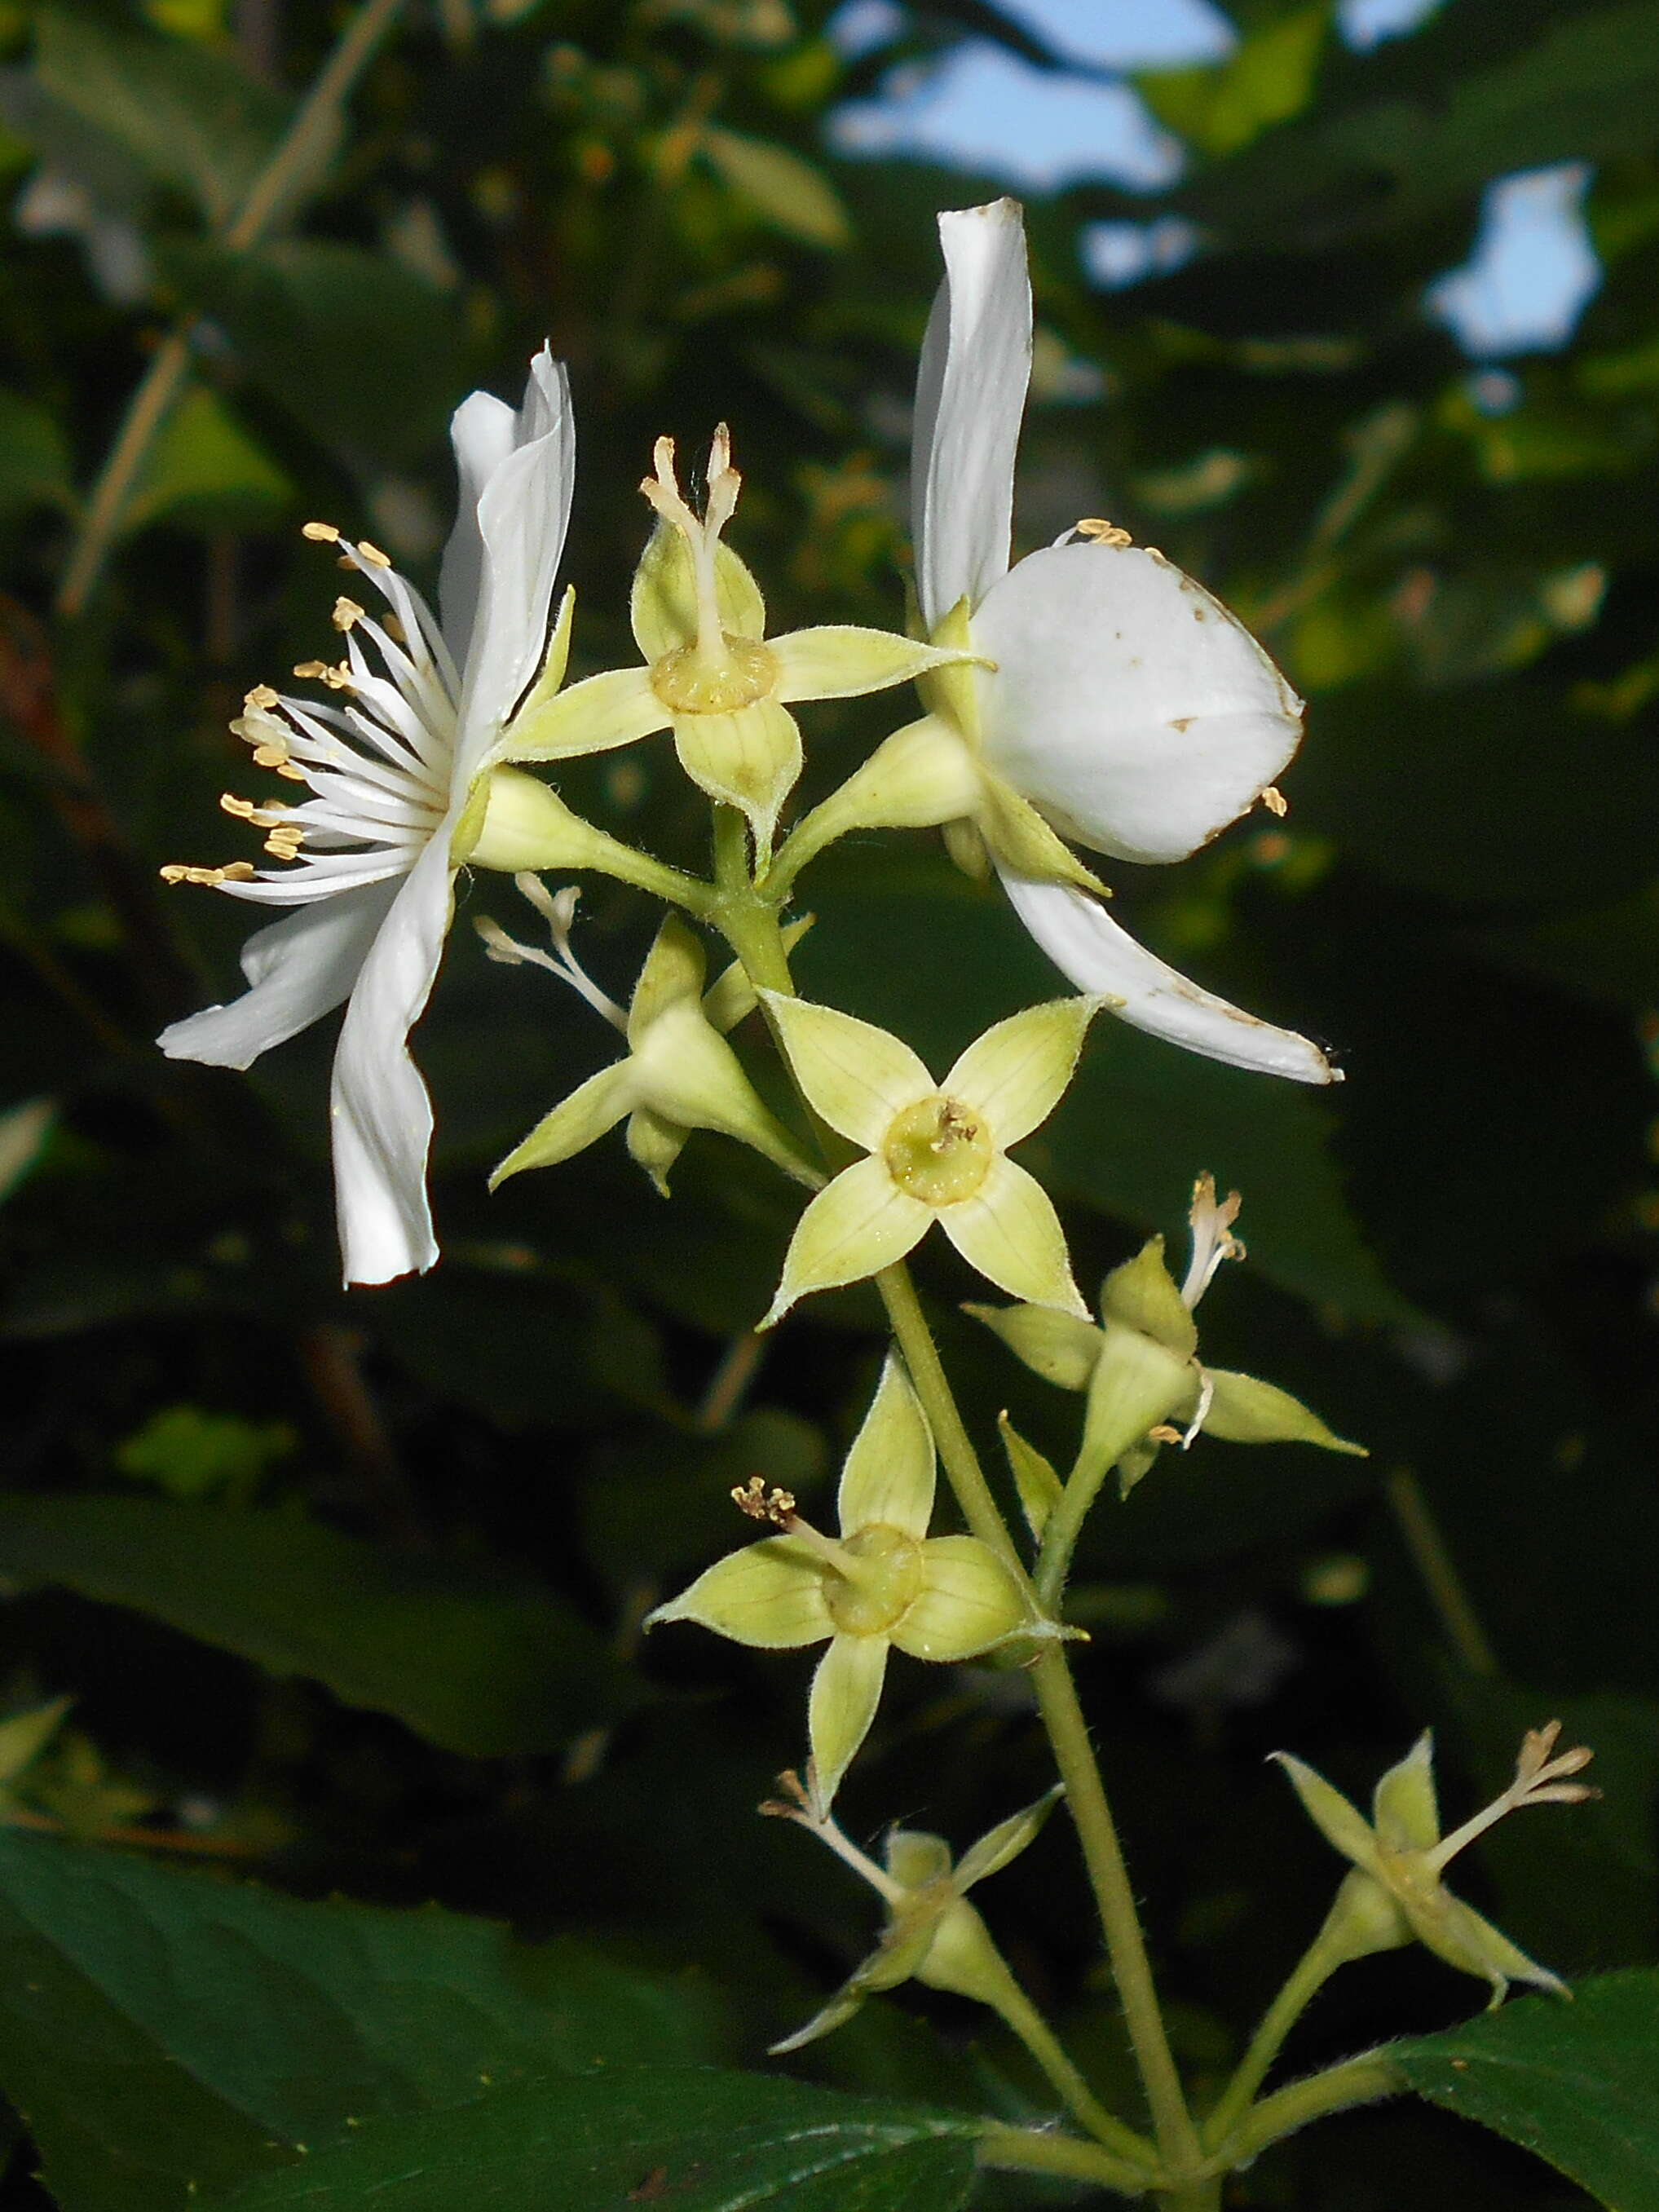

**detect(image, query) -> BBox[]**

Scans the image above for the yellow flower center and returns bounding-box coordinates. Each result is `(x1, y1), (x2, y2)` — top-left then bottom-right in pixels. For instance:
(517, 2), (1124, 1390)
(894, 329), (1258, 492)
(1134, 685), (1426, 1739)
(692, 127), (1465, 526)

(823, 1523), (924, 1636)
(883, 1094), (993, 1207)
(651, 633), (775, 713)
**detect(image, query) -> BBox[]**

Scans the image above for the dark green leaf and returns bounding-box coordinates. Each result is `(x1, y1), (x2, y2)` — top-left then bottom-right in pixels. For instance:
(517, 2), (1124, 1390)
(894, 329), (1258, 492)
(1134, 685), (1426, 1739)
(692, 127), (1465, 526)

(212, 2068), (980, 2211)
(122, 385), (293, 534)
(0, 390), (72, 519)
(33, 5), (289, 230)
(158, 240), (461, 461)
(0, 1830), (730, 2212)
(0, 1498), (636, 1756)
(1396, 1970), (1659, 2210)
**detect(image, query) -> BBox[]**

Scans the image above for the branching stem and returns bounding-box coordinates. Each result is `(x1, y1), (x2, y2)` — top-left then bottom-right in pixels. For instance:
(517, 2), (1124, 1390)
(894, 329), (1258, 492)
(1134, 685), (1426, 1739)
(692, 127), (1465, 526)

(708, 814), (1198, 2192)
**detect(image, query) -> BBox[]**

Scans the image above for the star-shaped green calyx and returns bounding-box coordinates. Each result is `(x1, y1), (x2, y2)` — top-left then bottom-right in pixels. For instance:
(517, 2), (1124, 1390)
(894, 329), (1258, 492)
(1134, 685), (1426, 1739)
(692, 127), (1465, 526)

(1276, 1721), (1596, 2004)
(496, 426), (973, 859)
(646, 1355), (1031, 1811)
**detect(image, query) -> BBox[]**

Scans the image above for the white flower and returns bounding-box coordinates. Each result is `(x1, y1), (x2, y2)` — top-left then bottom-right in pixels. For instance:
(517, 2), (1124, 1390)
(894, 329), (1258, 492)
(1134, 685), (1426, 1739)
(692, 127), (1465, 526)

(158, 347), (576, 1286)
(908, 200), (1335, 1085)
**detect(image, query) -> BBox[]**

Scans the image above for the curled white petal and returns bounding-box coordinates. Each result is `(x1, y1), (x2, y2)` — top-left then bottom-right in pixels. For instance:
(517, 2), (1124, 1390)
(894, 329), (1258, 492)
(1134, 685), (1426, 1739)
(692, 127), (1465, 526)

(999, 868), (1338, 1086)
(452, 347), (576, 778)
(328, 828), (455, 1285)
(158, 883), (397, 1069)
(973, 541), (1303, 866)
(911, 197), (1030, 631)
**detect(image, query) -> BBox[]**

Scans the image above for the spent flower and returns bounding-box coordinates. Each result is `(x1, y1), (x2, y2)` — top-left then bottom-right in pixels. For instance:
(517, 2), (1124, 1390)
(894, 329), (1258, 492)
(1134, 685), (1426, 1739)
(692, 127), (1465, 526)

(972, 1174), (1363, 1502)
(760, 991), (1099, 1327)
(761, 1768), (1065, 2052)
(1276, 1722), (1596, 2003)
(646, 1355), (1030, 1811)
(498, 426), (971, 857)
(485, 889), (816, 1195)
(159, 348), (590, 1284)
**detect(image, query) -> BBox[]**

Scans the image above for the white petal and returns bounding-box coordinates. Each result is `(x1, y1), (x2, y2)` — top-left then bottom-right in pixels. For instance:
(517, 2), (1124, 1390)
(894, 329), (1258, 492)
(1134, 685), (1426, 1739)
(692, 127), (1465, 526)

(157, 882), (397, 1070)
(973, 541), (1302, 864)
(438, 391), (516, 668)
(1000, 870), (1338, 1085)
(912, 198), (1031, 633)
(450, 347), (576, 783)
(328, 828), (455, 1285)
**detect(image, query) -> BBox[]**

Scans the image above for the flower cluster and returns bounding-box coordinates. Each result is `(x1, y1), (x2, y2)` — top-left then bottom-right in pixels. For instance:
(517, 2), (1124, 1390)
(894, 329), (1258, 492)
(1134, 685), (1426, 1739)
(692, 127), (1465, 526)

(161, 198), (1337, 1291)
(150, 196), (1607, 2157)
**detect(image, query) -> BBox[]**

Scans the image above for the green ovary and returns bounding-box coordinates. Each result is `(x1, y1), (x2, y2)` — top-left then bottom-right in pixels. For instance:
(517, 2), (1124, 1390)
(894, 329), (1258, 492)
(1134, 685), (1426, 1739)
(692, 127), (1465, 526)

(882, 1095), (993, 1207)
(823, 1524), (924, 1636)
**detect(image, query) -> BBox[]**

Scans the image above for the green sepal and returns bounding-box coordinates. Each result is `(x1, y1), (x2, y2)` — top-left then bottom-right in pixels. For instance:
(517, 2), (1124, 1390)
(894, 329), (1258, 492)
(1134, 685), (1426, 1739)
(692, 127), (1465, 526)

(1080, 1322), (1197, 1486)
(974, 770), (1108, 897)
(507, 582), (575, 726)
(914, 595), (981, 740)
(912, 1895), (1019, 2010)
(997, 1412), (1064, 1543)
(953, 1784), (1065, 1892)
(626, 913), (706, 1046)
(1100, 1238), (1199, 1358)
(488, 1062), (638, 1190)
(942, 817), (991, 880)
(964, 1300), (1101, 1391)
(770, 627), (982, 705)
(624, 1106), (688, 1197)
(1203, 1368), (1367, 1455)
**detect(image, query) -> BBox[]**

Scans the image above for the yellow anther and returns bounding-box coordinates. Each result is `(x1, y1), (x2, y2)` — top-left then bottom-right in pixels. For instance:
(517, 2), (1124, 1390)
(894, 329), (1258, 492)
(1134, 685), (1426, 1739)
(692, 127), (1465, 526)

(1260, 784), (1288, 817)
(219, 793), (258, 820)
(245, 683), (280, 711)
(1074, 518), (1134, 547)
(302, 521), (341, 543)
(320, 662), (355, 691)
(731, 1476), (796, 1527)
(293, 660), (329, 681)
(355, 540), (392, 569)
(333, 598), (365, 632)
(159, 861), (258, 887)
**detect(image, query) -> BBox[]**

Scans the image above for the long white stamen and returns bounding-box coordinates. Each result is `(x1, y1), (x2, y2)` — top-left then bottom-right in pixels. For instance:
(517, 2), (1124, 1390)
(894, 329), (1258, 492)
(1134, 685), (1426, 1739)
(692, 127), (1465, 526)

(475, 884), (628, 1031)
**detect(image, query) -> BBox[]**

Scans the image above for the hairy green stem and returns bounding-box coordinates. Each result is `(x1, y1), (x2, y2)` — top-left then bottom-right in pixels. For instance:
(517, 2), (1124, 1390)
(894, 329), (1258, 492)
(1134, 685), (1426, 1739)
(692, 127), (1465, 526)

(988, 1964), (1157, 2167)
(976, 2124), (1153, 2196)
(1030, 1646), (1203, 2188)
(1232, 2049), (1406, 2160)
(58, 0), (408, 616)
(1202, 1923), (1348, 2149)
(580, 836), (714, 916)
(875, 1261), (1026, 1576)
